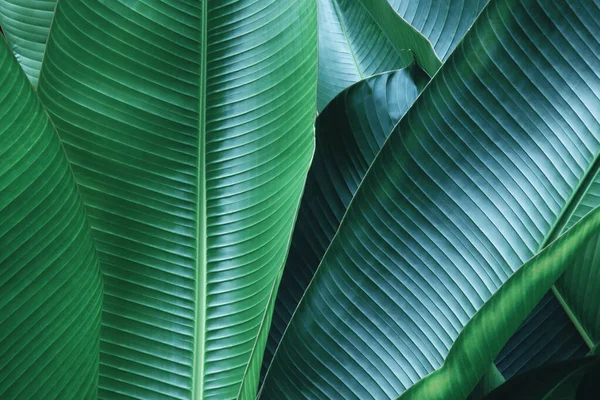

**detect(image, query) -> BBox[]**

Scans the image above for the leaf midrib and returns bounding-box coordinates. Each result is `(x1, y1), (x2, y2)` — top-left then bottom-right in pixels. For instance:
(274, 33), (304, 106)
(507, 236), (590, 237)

(192, 2), (208, 399)
(331, 0), (364, 80)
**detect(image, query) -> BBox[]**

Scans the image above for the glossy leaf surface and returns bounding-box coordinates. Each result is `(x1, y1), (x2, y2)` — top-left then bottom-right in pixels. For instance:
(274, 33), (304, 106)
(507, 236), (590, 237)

(262, 0), (600, 398)
(0, 0), (56, 85)
(36, 1), (317, 399)
(495, 292), (588, 379)
(554, 166), (600, 349)
(317, 0), (439, 111)
(497, 142), (600, 376)
(264, 64), (429, 377)
(402, 208), (600, 400)
(0, 37), (102, 399)
(389, 0), (488, 60)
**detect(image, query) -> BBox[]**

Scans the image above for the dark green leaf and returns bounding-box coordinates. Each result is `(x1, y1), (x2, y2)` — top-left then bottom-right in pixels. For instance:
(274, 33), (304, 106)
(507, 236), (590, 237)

(36, 1), (317, 399)
(0, 36), (102, 399)
(484, 357), (600, 400)
(495, 292), (588, 379)
(264, 64), (429, 378)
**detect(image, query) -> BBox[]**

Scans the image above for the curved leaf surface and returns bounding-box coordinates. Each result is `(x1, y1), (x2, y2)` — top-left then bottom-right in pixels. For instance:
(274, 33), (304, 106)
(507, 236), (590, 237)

(0, 0), (56, 85)
(0, 38), (102, 399)
(495, 292), (588, 379)
(496, 140), (600, 377)
(402, 208), (600, 400)
(264, 64), (429, 376)
(553, 171), (600, 349)
(317, 0), (439, 111)
(36, 1), (317, 399)
(261, 0), (600, 398)
(389, 0), (488, 60)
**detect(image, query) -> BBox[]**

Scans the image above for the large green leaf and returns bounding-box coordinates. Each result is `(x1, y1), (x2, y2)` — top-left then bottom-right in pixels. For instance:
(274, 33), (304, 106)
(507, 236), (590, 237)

(261, 0), (600, 398)
(35, 1), (317, 399)
(0, 37), (102, 398)
(0, 0), (56, 86)
(317, 0), (439, 111)
(494, 292), (588, 379)
(553, 170), (600, 349)
(264, 64), (429, 376)
(401, 208), (600, 400)
(495, 133), (600, 377)
(389, 0), (488, 60)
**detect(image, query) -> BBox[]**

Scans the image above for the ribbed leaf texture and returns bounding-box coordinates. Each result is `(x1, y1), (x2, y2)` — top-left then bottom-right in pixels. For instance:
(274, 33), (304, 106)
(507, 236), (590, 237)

(0, 38), (102, 399)
(402, 208), (600, 399)
(261, 0), (600, 398)
(497, 131), (600, 376)
(495, 292), (588, 379)
(264, 64), (429, 379)
(554, 165), (600, 349)
(35, 1), (317, 399)
(389, 0), (488, 60)
(317, 0), (439, 111)
(0, 0), (56, 85)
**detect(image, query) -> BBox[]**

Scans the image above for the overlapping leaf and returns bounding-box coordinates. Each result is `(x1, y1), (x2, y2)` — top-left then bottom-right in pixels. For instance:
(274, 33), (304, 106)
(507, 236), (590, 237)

(0, 0), (57, 85)
(495, 292), (588, 379)
(317, 0), (439, 111)
(35, 1), (317, 399)
(389, 0), (488, 60)
(0, 37), (102, 399)
(261, 0), (600, 398)
(496, 133), (600, 377)
(264, 64), (429, 378)
(401, 208), (600, 400)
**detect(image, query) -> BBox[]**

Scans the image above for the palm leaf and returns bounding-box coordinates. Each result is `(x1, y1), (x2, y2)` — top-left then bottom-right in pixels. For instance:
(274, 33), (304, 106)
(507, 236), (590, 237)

(264, 63), (429, 377)
(261, 0), (600, 398)
(317, 0), (439, 111)
(0, 0), (56, 85)
(35, 1), (317, 399)
(389, 0), (488, 60)
(0, 36), (102, 399)
(401, 208), (600, 400)
(494, 292), (588, 379)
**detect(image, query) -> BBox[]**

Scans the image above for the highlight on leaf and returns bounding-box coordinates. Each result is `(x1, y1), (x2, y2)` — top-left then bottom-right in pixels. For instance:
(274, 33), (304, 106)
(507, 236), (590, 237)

(0, 0), (599, 399)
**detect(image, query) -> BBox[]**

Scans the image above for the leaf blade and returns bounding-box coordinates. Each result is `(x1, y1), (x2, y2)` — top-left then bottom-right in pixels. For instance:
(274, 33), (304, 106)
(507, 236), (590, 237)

(36, 1), (317, 398)
(0, 0), (56, 85)
(317, 0), (438, 111)
(264, 64), (429, 379)
(261, 0), (600, 398)
(0, 36), (102, 399)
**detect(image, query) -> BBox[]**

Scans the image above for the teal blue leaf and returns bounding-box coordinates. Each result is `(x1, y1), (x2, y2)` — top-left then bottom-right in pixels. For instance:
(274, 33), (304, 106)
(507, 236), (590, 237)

(0, 0), (57, 85)
(262, 0), (600, 398)
(264, 63), (429, 378)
